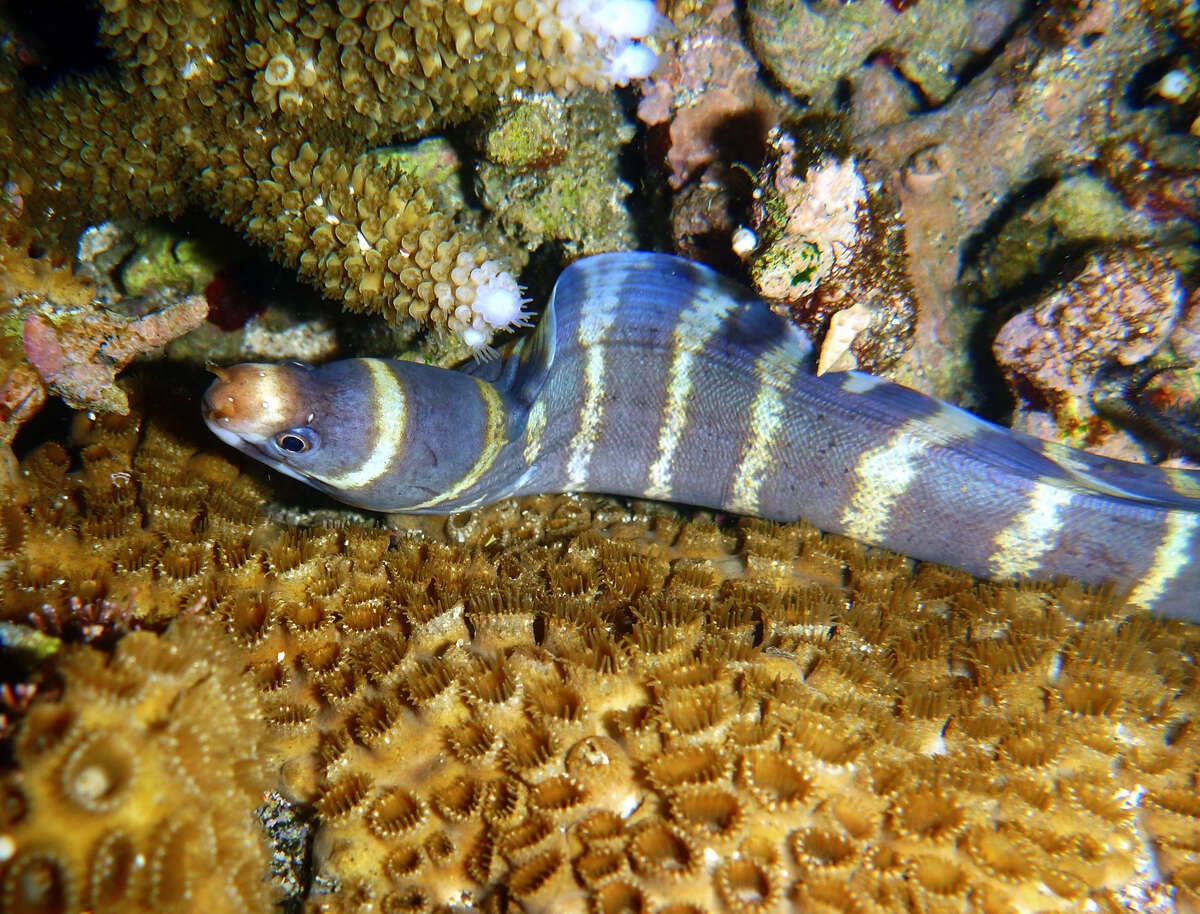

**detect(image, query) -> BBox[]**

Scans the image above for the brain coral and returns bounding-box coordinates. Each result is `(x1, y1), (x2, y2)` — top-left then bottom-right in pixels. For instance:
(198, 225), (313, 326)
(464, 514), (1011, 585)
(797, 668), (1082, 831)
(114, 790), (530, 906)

(1, 383), (1200, 913)
(0, 0), (658, 352)
(0, 618), (273, 914)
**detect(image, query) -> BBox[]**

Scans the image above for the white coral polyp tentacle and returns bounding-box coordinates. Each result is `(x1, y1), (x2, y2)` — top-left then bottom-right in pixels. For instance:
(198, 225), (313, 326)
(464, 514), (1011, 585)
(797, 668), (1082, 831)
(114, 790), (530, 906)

(578, 0), (660, 41)
(451, 261), (528, 357)
(606, 44), (657, 82)
(558, 0), (662, 84)
(471, 267), (527, 331)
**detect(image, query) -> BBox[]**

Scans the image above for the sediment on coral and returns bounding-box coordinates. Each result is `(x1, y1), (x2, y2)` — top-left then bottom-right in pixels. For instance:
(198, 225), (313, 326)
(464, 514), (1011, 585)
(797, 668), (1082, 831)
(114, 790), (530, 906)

(0, 0), (659, 352)
(2, 383), (1198, 913)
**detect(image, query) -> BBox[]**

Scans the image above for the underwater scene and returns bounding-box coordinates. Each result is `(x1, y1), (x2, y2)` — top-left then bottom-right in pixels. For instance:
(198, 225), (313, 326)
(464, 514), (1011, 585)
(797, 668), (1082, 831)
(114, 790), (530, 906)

(2, 0), (1200, 911)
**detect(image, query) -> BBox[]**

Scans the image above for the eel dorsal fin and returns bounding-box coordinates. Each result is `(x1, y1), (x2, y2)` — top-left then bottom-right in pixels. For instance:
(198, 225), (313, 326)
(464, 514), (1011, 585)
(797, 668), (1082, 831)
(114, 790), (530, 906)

(499, 286), (557, 410)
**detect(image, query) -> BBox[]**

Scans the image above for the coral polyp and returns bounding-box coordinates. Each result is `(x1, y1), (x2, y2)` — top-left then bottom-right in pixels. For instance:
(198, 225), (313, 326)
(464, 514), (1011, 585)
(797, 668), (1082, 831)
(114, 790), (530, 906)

(0, 619), (274, 914)
(0, 0), (660, 352)
(2, 386), (1199, 912)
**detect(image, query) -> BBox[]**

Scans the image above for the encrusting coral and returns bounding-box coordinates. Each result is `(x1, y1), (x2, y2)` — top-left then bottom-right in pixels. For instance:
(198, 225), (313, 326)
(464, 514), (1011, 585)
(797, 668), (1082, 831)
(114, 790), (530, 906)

(0, 617), (274, 914)
(2, 382), (1200, 913)
(0, 0), (660, 354)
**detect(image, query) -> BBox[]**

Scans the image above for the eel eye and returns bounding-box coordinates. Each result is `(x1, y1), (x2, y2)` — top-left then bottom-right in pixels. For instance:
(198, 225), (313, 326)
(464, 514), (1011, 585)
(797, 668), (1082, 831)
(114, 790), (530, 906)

(274, 429), (315, 453)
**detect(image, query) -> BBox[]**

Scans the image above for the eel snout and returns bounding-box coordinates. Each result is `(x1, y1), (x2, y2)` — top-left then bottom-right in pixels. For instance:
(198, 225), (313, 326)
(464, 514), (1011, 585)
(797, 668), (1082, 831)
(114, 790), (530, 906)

(202, 363), (310, 438)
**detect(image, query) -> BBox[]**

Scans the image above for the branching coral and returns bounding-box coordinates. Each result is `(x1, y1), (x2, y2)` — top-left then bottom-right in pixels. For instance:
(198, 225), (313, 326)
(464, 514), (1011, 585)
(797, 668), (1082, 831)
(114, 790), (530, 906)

(20, 295), (208, 414)
(2, 384), (1199, 913)
(0, 0), (659, 353)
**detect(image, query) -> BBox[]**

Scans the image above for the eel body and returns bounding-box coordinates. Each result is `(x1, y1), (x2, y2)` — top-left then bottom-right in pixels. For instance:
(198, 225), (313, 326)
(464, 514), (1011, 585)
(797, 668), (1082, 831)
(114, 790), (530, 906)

(203, 252), (1200, 620)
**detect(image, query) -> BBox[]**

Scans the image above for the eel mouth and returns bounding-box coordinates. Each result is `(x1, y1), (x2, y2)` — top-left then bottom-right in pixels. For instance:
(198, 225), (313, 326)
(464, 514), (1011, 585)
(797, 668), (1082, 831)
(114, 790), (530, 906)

(202, 367), (241, 424)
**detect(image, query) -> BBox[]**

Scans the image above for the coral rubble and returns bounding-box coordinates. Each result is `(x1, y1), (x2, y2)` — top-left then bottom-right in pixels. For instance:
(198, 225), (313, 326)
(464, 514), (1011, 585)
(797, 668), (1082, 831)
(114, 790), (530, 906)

(2, 388), (1199, 913)
(0, 0), (659, 353)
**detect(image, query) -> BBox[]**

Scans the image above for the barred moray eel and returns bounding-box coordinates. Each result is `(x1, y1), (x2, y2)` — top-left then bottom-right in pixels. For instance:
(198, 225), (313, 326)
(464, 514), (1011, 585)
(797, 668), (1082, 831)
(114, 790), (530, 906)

(203, 252), (1200, 620)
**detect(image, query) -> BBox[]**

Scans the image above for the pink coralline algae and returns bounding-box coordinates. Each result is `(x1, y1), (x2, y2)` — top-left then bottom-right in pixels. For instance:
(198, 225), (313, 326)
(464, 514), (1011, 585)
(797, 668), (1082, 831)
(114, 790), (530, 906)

(992, 246), (1187, 457)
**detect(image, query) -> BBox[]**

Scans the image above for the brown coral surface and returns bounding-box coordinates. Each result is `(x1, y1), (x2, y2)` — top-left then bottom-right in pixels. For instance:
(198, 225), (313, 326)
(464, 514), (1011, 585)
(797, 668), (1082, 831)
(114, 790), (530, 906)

(2, 385), (1199, 913)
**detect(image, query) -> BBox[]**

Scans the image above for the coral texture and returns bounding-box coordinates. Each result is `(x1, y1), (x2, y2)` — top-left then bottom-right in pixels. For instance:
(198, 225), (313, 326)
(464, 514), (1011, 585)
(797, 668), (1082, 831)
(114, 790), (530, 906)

(740, 125), (917, 375)
(476, 90), (638, 259)
(856, 0), (1176, 398)
(0, 230), (205, 491)
(992, 245), (1188, 454)
(745, 0), (1017, 108)
(2, 388), (1200, 913)
(639, 0), (789, 191)
(0, 618), (274, 914)
(647, 0), (1183, 408)
(0, 0), (657, 352)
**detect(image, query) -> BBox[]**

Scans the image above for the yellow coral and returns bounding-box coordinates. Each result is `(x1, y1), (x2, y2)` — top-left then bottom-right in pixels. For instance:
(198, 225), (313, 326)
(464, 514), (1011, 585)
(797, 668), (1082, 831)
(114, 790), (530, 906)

(0, 620), (274, 914)
(1, 389), (1199, 913)
(0, 0), (659, 350)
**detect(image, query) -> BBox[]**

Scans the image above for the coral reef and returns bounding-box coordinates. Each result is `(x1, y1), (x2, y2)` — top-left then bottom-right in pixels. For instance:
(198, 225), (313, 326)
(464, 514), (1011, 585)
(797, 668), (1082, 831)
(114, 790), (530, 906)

(3, 0), (1200, 907)
(738, 124), (917, 375)
(0, 229), (205, 491)
(0, 618), (274, 914)
(639, 0), (789, 191)
(992, 245), (1189, 456)
(745, 0), (1023, 108)
(1091, 357), (1200, 463)
(3, 386), (1200, 913)
(854, 0), (1179, 398)
(0, 0), (659, 353)
(963, 174), (1176, 307)
(476, 90), (638, 258)
(647, 0), (1186, 408)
